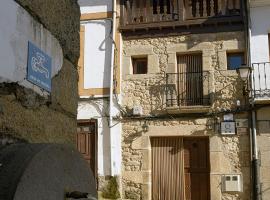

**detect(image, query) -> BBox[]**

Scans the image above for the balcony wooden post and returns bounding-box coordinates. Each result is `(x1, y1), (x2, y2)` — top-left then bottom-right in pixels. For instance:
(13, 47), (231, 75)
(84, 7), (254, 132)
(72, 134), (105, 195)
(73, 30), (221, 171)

(178, 0), (184, 21)
(120, 1), (125, 26)
(235, 0), (241, 10)
(145, 0), (152, 22)
(184, 0), (192, 19)
(138, 0), (144, 22)
(126, 0), (132, 24)
(131, 0), (138, 23)
(228, 0), (233, 10)
(203, 0), (207, 17)
(219, 0), (226, 15)
(156, 0), (161, 21)
(210, 0), (215, 16)
(196, 0), (200, 17)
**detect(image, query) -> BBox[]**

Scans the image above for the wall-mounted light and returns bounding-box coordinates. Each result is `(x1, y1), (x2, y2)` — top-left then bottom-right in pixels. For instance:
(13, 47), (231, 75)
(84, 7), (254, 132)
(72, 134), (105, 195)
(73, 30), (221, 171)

(142, 121), (149, 132)
(236, 65), (251, 96)
(236, 65), (250, 82)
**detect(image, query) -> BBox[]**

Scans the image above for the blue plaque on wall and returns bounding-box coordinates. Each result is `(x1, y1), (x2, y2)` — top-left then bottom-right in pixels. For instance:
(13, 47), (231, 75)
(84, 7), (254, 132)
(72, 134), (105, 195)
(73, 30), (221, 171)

(27, 41), (52, 92)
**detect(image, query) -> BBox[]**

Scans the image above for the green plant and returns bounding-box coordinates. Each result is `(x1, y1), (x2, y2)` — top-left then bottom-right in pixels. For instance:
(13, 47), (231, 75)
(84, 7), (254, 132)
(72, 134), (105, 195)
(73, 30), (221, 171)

(101, 176), (120, 199)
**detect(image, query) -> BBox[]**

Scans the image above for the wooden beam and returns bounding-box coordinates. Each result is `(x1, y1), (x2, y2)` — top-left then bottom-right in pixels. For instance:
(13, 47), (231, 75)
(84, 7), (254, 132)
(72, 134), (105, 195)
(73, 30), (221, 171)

(79, 88), (110, 96)
(80, 12), (113, 21)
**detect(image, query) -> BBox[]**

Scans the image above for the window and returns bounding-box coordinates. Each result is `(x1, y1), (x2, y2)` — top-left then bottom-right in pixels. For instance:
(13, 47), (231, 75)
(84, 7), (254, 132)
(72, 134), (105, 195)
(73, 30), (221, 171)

(132, 57), (148, 74)
(227, 52), (245, 70)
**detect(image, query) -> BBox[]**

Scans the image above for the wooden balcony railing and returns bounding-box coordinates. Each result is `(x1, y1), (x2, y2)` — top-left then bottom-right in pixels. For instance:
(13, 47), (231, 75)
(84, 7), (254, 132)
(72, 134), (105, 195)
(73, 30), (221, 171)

(120, 0), (242, 28)
(186, 0), (241, 19)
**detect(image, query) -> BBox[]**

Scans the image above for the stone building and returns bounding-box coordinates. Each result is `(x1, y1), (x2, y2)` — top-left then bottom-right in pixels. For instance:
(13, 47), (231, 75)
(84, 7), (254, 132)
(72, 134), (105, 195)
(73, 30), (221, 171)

(75, 0), (270, 199)
(0, 0), (80, 144)
(117, 0), (251, 199)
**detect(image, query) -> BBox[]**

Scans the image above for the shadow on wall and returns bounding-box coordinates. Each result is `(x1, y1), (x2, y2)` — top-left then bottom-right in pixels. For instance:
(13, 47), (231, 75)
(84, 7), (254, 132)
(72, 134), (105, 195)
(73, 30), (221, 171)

(149, 75), (167, 114)
(89, 100), (111, 177)
(85, 20), (112, 92)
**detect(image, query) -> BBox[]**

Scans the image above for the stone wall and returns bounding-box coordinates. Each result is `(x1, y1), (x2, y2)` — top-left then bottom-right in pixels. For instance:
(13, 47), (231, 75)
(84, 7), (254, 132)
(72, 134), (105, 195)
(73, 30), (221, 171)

(0, 1), (80, 145)
(121, 32), (251, 200)
(122, 32), (246, 115)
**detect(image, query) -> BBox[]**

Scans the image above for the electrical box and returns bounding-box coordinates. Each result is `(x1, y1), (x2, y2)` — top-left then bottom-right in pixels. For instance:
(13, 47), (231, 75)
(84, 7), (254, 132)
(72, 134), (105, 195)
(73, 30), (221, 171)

(221, 122), (236, 135)
(235, 119), (248, 128)
(133, 105), (143, 116)
(222, 174), (242, 192)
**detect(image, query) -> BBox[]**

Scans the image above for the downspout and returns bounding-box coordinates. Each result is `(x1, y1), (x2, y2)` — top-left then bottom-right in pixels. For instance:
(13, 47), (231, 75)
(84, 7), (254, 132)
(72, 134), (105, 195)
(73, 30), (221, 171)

(245, 0), (261, 199)
(109, 0), (117, 176)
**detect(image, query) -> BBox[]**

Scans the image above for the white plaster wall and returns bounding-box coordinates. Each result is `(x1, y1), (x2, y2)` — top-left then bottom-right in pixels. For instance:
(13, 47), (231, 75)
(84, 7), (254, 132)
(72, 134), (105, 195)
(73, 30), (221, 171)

(77, 99), (122, 176)
(250, 0), (270, 7)
(78, 0), (112, 14)
(77, 100), (110, 176)
(0, 0), (63, 95)
(250, 6), (270, 63)
(110, 120), (122, 175)
(82, 20), (112, 89)
(250, 6), (270, 95)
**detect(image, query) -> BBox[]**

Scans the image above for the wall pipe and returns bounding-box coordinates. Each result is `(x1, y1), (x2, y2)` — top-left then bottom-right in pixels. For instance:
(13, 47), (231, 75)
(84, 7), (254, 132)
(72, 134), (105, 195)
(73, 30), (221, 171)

(109, 0), (117, 176)
(244, 0), (261, 199)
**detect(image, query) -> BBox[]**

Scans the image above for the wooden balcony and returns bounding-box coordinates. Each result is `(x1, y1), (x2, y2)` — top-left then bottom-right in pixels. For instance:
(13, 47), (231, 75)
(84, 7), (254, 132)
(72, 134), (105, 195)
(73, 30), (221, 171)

(120, 0), (244, 34)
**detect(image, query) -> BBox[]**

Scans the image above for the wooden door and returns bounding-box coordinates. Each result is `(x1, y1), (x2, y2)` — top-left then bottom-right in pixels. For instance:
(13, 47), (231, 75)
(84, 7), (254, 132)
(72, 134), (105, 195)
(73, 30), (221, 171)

(151, 137), (185, 200)
(184, 138), (210, 200)
(151, 137), (210, 200)
(77, 120), (97, 178)
(177, 54), (203, 106)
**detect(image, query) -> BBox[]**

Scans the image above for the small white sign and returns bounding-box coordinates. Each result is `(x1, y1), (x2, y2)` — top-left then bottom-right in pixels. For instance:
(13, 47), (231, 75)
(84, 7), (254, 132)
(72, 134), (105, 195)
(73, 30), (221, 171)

(224, 114), (234, 121)
(235, 119), (248, 128)
(221, 122), (236, 135)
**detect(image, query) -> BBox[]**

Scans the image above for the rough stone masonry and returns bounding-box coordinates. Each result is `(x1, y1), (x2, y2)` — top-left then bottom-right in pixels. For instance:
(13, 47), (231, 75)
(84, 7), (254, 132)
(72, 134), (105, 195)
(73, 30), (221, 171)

(121, 32), (251, 200)
(0, 0), (80, 145)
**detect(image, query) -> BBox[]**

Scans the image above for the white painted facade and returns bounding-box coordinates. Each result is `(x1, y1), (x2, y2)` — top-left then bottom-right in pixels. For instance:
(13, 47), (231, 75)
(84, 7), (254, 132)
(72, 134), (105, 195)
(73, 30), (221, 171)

(77, 100), (111, 175)
(78, 0), (112, 14)
(0, 0), (63, 95)
(78, 0), (121, 177)
(82, 20), (112, 89)
(249, 2), (270, 100)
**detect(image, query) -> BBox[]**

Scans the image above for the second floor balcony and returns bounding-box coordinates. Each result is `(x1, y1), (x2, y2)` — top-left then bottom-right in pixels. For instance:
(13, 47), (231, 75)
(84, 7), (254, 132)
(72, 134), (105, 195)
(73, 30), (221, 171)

(251, 62), (270, 103)
(165, 71), (211, 112)
(120, 0), (243, 32)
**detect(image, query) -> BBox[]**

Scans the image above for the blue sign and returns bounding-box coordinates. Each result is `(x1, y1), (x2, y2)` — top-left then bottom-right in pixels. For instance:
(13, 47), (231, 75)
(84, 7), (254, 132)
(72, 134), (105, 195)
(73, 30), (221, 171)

(27, 41), (52, 92)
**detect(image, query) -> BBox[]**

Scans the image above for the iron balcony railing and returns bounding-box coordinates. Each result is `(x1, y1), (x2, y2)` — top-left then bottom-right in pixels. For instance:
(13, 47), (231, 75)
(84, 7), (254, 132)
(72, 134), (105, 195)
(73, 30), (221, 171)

(165, 71), (210, 107)
(121, 0), (242, 27)
(251, 62), (270, 100)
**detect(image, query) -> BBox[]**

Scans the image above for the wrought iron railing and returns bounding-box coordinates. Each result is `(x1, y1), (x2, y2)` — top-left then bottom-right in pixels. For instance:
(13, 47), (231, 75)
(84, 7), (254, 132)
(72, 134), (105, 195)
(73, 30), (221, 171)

(121, 0), (242, 26)
(251, 62), (270, 100)
(165, 72), (210, 107)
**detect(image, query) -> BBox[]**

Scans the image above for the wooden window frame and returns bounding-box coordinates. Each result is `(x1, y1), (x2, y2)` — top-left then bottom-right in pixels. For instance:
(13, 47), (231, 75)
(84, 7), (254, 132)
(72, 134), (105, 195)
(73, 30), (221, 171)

(132, 57), (148, 74)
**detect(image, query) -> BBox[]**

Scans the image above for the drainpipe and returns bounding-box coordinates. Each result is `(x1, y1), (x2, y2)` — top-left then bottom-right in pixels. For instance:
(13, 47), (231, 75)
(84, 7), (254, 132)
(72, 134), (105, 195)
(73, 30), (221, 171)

(251, 110), (261, 200)
(109, 0), (117, 176)
(244, 0), (261, 199)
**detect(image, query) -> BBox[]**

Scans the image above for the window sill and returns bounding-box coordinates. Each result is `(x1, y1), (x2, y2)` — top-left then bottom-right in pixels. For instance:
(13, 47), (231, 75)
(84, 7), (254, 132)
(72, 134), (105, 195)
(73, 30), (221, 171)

(166, 105), (211, 114)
